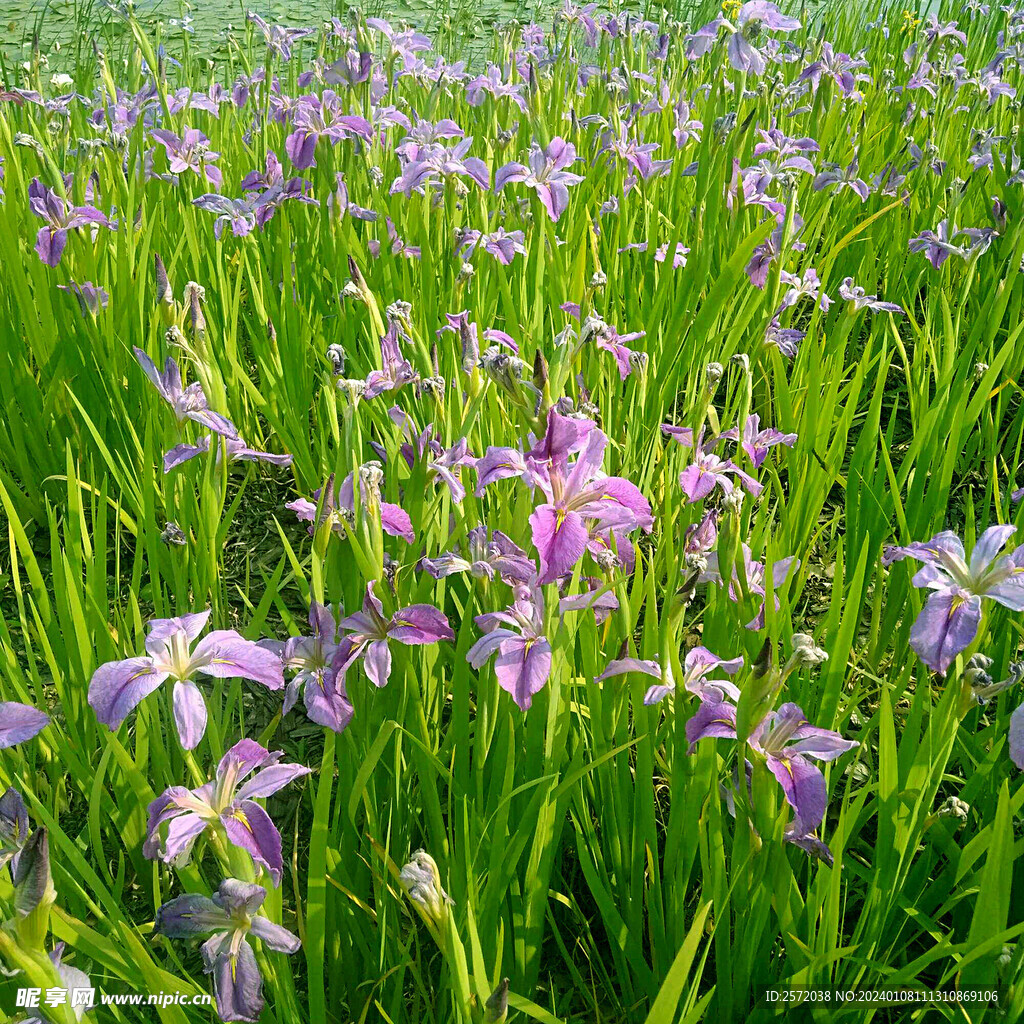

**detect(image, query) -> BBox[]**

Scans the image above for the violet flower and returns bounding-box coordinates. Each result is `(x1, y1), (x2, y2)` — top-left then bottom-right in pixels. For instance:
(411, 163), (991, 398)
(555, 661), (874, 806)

(764, 317), (804, 360)
(389, 138), (491, 196)
(28, 178), (110, 266)
(699, 545), (800, 629)
(150, 127), (223, 189)
(779, 268), (832, 312)
(521, 409), (653, 583)
(363, 321), (419, 399)
(663, 426), (763, 501)
(598, 646), (743, 706)
(883, 525), (1024, 674)
(687, 2), (801, 76)
(89, 610), (284, 749)
(133, 347), (238, 438)
(0, 703), (50, 749)
(465, 66), (528, 111)
(457, 227), (527, 265)
(163, 434), (293, 474)
(332, 582), (454, 688)
(145, 740), (310, 885)
(813, 157), (871, 202)
(908, 220), (969, 269)
(467, 584), (551, 711)
(157, 878), (300, 1022)
(838, 278), (903, 315)
(798, 42), (868, 95)
(192, 194), (257, 239)
(687, 701), (856, 830)
(495, 138), (584, 222)
(58, 280), (109, 316)
(259, 603), (353, 733)
(287, 469), (415, 544)
(420, 527), (536, 584)
(245, 12), (315, 60)
(720, 415), (798, 469)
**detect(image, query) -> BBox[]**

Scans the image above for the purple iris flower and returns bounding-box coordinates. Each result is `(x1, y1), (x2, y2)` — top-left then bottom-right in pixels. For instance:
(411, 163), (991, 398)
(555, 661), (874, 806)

(58, 280), (108, 315)
(192, 194), (258, 239)
(390, 138), (491, 196)
(0, 703), (50, 749)
(384, 409), (476, 503)
(163, 434), (293, 473)
(332, 582), (454, 689)
(330, 174), (376, 222)
(145, 740), (310, 885)
(673, 99), (703, 148)
(89, 610), (284, 749)
(1011, 704), (1024, 769)
(133, 347), (238, 438)
(908, 221), (964, 269)
(287, 470), (415, 544)
(883, 526), (1024, 674)
(600, 128), (671, 180)
(699, 545), (800, 630)
(467, 584), (551, 711)
(923, 14), (967, 47)
(245, 12), (315, 60)
(798, 43), (868, 95)
(457, 227), (527, 265)
(363, 320), (419, 398)
(285, 93), (372, 170)
(779, 268), (832, 312)
(0, 788), (28, 876)
(764, 317), (804, 360)
(150, 127), (223, 189)
(514, 410), (653, 584)
(720, 415), (798, 469)
(687, 701), (856, 830)
(157, 878), (301, 1022)
(663, 426), (763, 502)
(838, 278), (903, 315)
(574, 315), (647, 380)
(259, 603), (353, 733)
(364, 17), (432, 57)
(368, 218), (421, 261)
(687, 2), (801, 76)
(324, 48), (374, 87)
(813, 157), (871, 202)
(597, 646), (743, 706)
(495, 138), (584, 222)
(28, 178), (110, 266)
(420, 527), (536, 584)
(465, 66), (528, 110)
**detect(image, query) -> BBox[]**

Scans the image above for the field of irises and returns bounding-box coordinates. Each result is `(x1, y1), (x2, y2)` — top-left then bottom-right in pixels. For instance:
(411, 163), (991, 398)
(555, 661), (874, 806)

(0, 0), (1023, 1021)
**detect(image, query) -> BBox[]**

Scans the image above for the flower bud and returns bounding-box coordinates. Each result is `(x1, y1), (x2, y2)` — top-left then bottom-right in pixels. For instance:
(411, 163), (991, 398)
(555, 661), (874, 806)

(14, 829), (55, 951)
(485, 978), (510, 1023)
(327, 343), (347, 376)
(183, 281), (206, 341)
(399, 850), (452, 928)
(936, 796), (969, 822)
(154, 253), (175, 325)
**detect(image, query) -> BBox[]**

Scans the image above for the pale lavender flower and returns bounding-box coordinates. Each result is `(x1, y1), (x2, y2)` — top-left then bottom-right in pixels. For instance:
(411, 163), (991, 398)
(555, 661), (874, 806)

(157, 878), (300, 1023)
(764, 317), (804, 360)
(133, 348), (238, 438)
(151, 127), (223, 189)
(457, 227), (527, 264)
(813, 157), (870, 202)
(389, 138), (490, 195)
(779, 268), (832, 312)
(286, 471), (415, 544)
(332, 583), (454, 688)
(259, 603), (353, 733)
(699, 545), (800, 629)
(162, 434), (293, 473)
(465, 65), (528, 111)
(420, 527), (535, 584)
(193, 194), (257, 239)
(598, 646), (743, 706)
(687, 2), (801, 76)
(246, 12), (315, 59)
(58, 280), (108, 315)
(467, 584), (551, 711)
(720, 415), (798, 468)
(28, 178), (110, 266)
(89, 611), (283, 749)
(0, 704), (50, 750)
(688, 701), (857, 830)
(798, 42), (868, 95)
(838, 278), (903, 314)
(908, 220), (968, 268)
(664, 427), (763, 502)
(495, 138), (584, 222)
(883, 526), (1024, 674)
(363, 320), (419, 398)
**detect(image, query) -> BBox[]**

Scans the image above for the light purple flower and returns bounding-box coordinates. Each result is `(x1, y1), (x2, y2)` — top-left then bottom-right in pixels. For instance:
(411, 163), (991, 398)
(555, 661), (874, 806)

(495, 138), (584, 222)
(700, 545), (800, 630)
(390, 138), (490, 196)
(157, 877), (300, 1022)
(764, 317), (804, 360)
(0, 703), (50, 749)
(333, 583), (454, 689)
(133, 347), (238, 438)
(688, 701), (856, 830)
(28, 178), (110, 266)
(89, 611), (284, 749)
(813, 157), (870, 202)
(465, 66), (528, 111)
(57, 280), (108, 315)
(883, 525), (1024, 674)
(457, 227), (527, 265)
(420, 527), (536, 584)
(258, 603), (353, 733)
(363, 320), (419, 398)
(721, 415), (798, 469)
(798, 42), (868, 95)
(838, 278), (903, 315)
(162, 434), (293, 473)
(287, 470), (415, 544)
(687, 2), (801, 76)
(151, 127), (223, 189)
(779, 268), (832, 312)
(908, 220), (969, 269)
(467, 584), (551, 711)
(664, 427), (763, 501)
(598, 646), (743, 705)
(0, 788), (29, 876)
